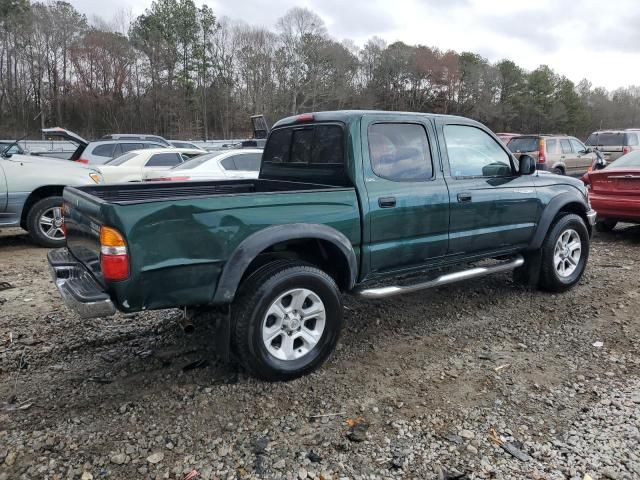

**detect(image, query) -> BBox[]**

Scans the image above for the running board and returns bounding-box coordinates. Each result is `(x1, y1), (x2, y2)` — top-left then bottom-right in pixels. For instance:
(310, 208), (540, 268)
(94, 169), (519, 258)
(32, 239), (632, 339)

(356, 255), (525, 299)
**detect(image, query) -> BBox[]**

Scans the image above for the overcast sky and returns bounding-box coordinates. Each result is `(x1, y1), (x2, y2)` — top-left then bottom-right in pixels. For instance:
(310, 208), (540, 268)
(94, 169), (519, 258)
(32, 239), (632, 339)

(70, 0), (639, 91)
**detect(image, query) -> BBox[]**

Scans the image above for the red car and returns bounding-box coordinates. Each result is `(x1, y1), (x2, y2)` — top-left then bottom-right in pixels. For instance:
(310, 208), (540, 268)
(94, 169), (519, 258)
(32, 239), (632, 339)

(582, 151), (640, 232)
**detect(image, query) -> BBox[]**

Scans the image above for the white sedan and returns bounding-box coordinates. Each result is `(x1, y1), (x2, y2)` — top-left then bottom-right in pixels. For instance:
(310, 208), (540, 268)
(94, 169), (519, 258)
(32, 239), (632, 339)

(143, 149), (262, 181)
(98, 148), (204, 183)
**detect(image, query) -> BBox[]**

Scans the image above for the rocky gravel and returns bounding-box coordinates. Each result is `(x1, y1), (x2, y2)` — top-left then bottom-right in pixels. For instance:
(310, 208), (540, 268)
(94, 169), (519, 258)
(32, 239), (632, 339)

(0, 226), (639, 480)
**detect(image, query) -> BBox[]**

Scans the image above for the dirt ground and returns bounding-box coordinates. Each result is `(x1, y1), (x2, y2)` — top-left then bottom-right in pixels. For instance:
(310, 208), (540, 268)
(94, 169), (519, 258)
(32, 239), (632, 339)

(0, 226), (639, 480)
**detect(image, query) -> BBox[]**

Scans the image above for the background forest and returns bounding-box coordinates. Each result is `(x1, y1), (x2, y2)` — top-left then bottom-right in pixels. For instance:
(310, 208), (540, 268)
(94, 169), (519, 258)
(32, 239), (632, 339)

(1, 0), (639, 140)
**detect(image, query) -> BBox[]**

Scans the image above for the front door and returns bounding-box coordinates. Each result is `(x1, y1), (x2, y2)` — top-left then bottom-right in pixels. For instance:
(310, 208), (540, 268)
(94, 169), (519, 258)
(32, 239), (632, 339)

(569, 138), (595, 175)
(439, 122), (540, 256)
(363, 116), (450, 274)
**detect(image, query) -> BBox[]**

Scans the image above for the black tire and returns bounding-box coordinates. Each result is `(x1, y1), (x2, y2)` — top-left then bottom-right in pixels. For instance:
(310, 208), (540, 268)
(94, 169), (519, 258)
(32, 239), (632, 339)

(552, 167), (564, 175)
(26, 196), (66, 248)
(232, 260), (343, 381)
(595, 219), (617, 233)
(539, 213), (589, 293)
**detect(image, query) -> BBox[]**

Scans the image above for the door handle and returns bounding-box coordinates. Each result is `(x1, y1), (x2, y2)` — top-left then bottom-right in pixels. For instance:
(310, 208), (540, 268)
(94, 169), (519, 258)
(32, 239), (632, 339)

(378, 196), (396, 208)
(457, 193), (472, 203)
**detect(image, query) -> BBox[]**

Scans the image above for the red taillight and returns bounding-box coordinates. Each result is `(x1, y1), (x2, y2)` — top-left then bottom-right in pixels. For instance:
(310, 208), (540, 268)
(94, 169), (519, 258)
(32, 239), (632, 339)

(101, 255), (129, 281)
(296, 113), (314, 123)
(623, 146), (631, 155)
(538, 138), (546, 164)
(100, 226), (129, 281)
(76, 158), (89, 164)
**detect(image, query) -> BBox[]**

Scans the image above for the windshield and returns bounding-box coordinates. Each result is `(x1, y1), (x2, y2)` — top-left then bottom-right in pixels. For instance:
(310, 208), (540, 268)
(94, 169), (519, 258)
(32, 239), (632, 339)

(106, 152), (138, 166)
(586, 132), (624, 146)
(507, 137), (539, 152)
(171, 152), (224, 170)
(606, 151), (640, 169)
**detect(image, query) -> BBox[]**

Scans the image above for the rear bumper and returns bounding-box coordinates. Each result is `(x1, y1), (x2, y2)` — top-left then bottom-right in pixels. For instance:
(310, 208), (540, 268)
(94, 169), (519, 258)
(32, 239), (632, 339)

(48, 248), (116, 319)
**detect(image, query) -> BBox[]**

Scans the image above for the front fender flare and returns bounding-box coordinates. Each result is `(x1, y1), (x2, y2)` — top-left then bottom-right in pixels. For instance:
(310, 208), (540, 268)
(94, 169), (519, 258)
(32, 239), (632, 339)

(528, 192), (589, 250)
(212, 223), (358, 304)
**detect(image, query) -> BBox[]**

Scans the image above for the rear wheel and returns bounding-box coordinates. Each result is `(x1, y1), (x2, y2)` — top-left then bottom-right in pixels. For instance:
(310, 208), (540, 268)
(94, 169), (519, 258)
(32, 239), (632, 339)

(539, 214), (589, 293)
(26, 196), (66, 248)
(595, 219), (617, 233)
(232, 261), (343, 381)
(552, 167), (564, 175)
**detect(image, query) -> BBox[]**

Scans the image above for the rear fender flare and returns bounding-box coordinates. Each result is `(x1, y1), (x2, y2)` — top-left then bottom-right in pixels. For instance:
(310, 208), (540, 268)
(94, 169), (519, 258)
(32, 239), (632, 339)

(212, 223), (357, 304)
(528, 192), (589, 250)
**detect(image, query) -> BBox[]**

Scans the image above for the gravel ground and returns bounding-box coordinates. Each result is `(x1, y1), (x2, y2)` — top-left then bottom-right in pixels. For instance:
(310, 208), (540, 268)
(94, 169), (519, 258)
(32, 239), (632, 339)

(0, 226), (639, 480)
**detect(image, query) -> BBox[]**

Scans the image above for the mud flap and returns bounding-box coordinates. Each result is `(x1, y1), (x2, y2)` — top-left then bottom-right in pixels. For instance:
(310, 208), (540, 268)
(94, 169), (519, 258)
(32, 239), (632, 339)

(214, 309), (232, 362)
(513, 251), (542, 287)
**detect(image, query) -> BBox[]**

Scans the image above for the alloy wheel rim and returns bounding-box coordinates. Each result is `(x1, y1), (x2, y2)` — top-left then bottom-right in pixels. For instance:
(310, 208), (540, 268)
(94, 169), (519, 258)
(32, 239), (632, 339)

(553, 229), (581, 278)
(39, 207), (65, 241)
(261, 288), (326, 361)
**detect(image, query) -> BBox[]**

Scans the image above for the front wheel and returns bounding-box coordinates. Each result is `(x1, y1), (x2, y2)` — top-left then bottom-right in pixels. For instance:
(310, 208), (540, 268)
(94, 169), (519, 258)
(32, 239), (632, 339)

(232, 261), (343, 381)
(539, 214), (589, 293)
(26, 196), (66, 248)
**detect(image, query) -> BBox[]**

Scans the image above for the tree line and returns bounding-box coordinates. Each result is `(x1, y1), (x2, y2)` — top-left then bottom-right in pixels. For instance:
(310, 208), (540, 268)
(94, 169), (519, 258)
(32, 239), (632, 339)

(1, 0), (639, 141)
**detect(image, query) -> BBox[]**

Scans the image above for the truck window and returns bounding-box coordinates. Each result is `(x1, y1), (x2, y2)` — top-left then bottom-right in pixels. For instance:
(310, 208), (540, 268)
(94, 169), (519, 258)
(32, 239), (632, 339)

(444, 125), (513, 178)
(263, 125), (344, 165)
(368, 123), (433, 181)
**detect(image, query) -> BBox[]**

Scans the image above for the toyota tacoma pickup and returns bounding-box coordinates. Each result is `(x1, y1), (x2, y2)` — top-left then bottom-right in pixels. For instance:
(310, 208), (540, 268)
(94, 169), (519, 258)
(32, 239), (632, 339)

(48, 111), (596, 380)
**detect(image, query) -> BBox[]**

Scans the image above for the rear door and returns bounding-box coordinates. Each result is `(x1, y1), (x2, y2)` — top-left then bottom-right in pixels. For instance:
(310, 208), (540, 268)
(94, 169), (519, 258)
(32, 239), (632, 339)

(362, 116), (449, 274)
(439, 121), (540, 256)
(559, 138), (578, 174)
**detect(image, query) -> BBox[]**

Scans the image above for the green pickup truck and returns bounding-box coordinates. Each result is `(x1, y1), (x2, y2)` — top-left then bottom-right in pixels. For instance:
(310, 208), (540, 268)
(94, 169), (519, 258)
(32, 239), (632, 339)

(49, 111), (596, 380)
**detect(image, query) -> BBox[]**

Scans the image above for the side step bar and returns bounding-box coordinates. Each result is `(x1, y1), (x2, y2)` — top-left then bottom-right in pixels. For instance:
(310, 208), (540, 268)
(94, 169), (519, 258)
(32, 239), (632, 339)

(356, 254), (525, 299)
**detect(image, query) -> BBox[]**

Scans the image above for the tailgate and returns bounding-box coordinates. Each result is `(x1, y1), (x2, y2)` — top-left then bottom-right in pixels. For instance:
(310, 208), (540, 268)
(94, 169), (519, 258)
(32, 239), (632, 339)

(590, 170), (640, 195)
(63, 187), (105, 284)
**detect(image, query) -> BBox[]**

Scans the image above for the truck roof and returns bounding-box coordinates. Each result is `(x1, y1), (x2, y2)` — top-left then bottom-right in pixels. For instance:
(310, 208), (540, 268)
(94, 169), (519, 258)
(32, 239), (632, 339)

(272, 110), (480, 129)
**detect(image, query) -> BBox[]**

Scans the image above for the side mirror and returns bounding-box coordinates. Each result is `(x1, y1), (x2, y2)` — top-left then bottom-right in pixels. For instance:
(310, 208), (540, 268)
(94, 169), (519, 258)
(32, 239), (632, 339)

(593, 157), (607, 171)
(519, 154), (536, 175)
(585, 147), (593, 153)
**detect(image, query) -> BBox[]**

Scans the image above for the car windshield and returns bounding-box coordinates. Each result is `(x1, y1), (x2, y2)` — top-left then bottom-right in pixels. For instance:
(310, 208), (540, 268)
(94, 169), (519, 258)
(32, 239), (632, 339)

(586, 132), (624, 146)
(605, 151), (640, 169)
(171, 152), (225, 170)
(507, 137), (538, 152)
(106, 152), (139, 166)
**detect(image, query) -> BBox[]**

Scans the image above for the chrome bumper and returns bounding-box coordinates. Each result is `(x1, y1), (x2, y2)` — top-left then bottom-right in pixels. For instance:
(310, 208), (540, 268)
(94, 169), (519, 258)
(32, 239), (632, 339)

(48, 248), (116, 319)
(587, 209), (597, 226)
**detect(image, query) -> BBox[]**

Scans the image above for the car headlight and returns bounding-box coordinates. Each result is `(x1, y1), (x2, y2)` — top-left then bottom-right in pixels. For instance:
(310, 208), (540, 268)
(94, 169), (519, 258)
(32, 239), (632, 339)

(89, 172), (103, 184)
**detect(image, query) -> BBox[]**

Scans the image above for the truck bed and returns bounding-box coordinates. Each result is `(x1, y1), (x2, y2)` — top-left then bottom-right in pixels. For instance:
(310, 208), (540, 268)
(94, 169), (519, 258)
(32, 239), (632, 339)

(74, 179), (340, 204)
(63, 178), (361, 312)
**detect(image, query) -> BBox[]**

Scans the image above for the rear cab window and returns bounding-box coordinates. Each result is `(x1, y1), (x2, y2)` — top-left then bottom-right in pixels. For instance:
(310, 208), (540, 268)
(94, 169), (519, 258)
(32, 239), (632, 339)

(261, 123), (347, 185)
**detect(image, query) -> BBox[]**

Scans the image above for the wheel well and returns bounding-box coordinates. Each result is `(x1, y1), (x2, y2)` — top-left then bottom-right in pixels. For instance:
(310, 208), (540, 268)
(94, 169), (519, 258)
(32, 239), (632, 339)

(558, 201), (590, 233)
(20, 186), (64, 229)
(242, 238), (353, 291)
